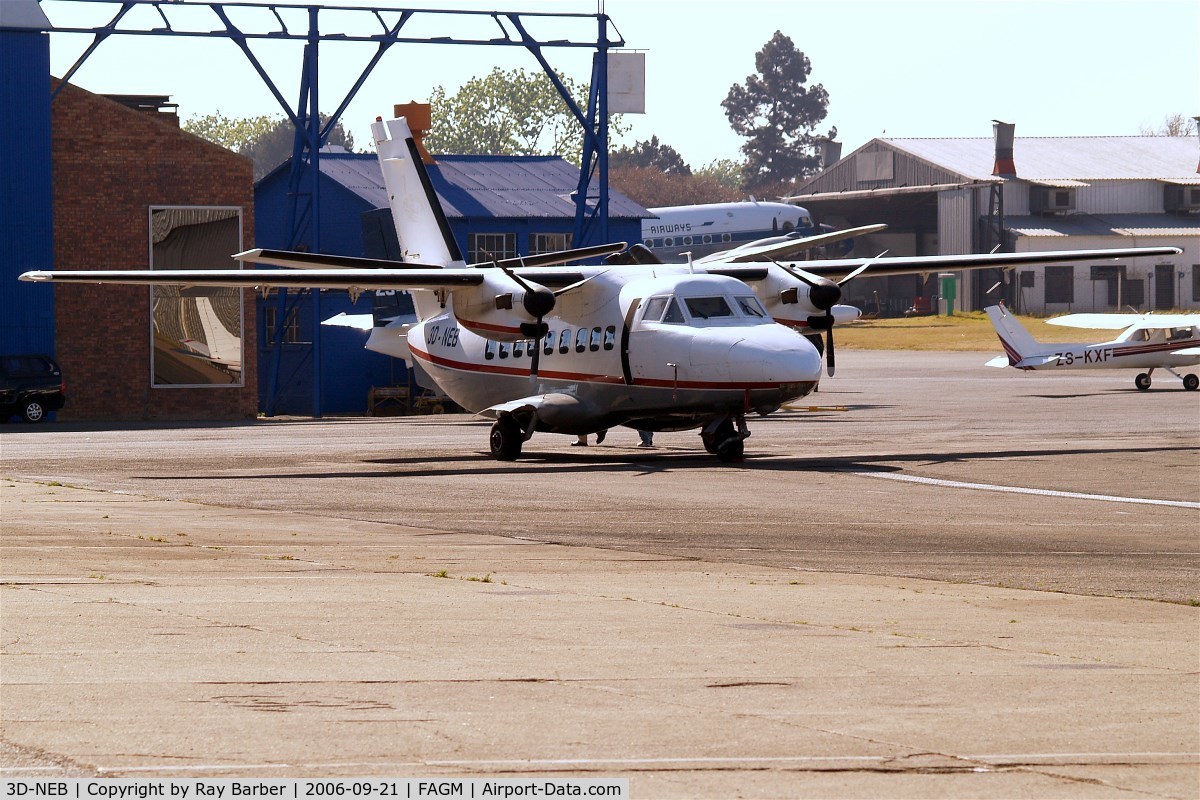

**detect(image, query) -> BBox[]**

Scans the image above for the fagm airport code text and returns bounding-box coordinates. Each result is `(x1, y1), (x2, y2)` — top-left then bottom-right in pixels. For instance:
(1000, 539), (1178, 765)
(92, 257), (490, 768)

(2, 782), (627, 800)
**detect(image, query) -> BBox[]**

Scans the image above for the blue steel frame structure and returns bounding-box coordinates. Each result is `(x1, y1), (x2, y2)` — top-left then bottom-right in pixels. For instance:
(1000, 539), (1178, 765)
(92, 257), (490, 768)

(25, 1), (624, 416)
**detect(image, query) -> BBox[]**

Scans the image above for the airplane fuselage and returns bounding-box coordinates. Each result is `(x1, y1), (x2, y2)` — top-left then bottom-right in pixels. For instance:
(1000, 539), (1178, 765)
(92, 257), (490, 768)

(398, 271), (822, 434)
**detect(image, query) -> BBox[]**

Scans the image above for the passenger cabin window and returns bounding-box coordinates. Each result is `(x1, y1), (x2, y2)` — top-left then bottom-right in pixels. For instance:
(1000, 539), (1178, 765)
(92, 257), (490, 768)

(498, 342), (509, 359)
(575, 328), (588, 352)
(603, 326), (616, 350)
(558, 330), (571, 354)
(484, 340), (495, 360)
(589, 327), (601, 351)
(544, 332), (555, 355)
(512, 341), (524, 358)
(1168, 327), (1195, 341)
(684, 296), (734, 319)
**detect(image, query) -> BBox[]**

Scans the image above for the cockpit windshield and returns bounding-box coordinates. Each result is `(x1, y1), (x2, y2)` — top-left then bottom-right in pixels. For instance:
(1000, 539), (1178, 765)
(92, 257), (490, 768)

(735, 295), (767, 318)
(684, 296), (734, 319)
(641, 293), (772, 326)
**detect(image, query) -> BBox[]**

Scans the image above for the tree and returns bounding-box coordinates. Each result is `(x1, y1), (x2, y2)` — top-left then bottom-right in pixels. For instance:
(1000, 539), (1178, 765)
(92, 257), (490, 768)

(693, 158), (745, 190)
(184, 112), (276, 154)
(424, 67), (627, 163)
(611, 136), (691, 176)
(610, 166), (743, 208)
(183, 112), (356, 181)
(721, 31), (835, 192)
(1139, 113), (1198, 137)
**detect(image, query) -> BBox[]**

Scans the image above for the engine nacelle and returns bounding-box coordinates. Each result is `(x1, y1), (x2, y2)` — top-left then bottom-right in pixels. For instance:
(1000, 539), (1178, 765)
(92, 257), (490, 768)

(452, 273), (554, 342)
(752, 266), (832, 331)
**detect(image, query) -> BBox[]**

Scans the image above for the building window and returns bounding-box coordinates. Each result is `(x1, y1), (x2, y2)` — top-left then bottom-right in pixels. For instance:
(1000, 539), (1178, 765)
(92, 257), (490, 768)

(468, 232), (516, 264)
(531, 233), (571, 255)
(149, 206), (243, 387)
(263, 306), (302, 346)
(1193, 266), (1200, 302)
(1044, 266), (1074, 304)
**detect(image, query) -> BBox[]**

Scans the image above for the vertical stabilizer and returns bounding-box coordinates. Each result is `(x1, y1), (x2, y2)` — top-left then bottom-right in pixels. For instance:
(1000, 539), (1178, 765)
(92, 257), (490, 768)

(370, 116), (464, 268)
(985, 304), (1039, 366)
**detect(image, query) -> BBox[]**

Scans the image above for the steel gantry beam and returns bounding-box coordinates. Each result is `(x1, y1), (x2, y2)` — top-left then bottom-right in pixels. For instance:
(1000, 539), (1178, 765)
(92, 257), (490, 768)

(20, 0), (625, 416)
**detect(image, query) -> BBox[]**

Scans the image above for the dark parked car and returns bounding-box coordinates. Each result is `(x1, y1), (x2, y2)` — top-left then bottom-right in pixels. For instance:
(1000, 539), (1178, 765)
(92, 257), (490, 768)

(0, 354), (65, 423)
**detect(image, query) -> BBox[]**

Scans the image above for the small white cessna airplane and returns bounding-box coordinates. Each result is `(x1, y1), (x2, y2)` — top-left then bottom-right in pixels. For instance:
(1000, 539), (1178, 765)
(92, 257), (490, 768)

(985, 304), (1200, 391)
(19, 115), (1184, 460)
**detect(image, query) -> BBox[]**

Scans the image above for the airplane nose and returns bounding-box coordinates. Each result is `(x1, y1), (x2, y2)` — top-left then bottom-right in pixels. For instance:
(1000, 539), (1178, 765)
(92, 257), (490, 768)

(728, 328), (822, 384)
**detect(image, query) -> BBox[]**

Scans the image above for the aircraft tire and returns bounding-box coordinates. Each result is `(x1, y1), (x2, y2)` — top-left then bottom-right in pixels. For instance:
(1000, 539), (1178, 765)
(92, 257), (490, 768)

(1134, 373), (1152, 391)
(22, 400), (46, 423)
(1184, 374), (1199, 391)
(489, 418), (523, 460)
(716, 438), (744, 463)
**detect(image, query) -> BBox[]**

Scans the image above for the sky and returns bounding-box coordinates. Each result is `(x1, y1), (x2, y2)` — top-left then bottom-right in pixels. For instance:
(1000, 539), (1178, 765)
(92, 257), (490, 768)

(39, 0), (1200, 169)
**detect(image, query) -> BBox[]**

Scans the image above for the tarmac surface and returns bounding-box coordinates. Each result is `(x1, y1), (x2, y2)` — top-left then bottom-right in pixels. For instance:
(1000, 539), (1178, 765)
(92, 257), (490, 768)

(2, 351), (1198, 798)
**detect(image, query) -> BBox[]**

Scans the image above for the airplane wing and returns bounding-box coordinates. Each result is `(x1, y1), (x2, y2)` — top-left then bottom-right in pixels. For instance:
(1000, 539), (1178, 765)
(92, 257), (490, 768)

(1047, 312), (1200, 330)
(239, 243), (626, 272)
(710, 246), (1183, 283)
(697, 224), (888, 265)
(19, 267), (486, 290)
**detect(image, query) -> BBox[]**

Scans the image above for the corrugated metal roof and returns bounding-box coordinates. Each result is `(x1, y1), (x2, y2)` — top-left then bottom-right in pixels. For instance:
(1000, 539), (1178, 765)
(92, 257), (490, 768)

(881, 136), (1200, 182)
(1005, 213), (1200, 239)
(316, 152), (647, 219)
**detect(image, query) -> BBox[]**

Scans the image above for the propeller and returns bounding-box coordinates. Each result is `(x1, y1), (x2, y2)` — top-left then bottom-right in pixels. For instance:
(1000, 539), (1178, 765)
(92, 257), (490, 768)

(492, 257), (555, 380)
(775, 252), (887, 377)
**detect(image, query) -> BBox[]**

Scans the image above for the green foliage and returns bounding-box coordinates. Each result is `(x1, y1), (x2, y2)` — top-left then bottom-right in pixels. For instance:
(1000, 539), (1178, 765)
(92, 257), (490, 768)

(424, 67), (628, 164)
(184, 112), (276, 153)
(693, 158), (746, 190)
(721, 31), (834, 190)
(610, 165), (743, 208)
(184, 112), (356, 181)
(611, 136), (691, 176)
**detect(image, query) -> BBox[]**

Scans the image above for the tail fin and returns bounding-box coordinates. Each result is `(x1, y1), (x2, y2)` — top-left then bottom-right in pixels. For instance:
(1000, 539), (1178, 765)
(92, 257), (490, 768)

(370, 116), (463, 268)
(985, 304), (1039, 367)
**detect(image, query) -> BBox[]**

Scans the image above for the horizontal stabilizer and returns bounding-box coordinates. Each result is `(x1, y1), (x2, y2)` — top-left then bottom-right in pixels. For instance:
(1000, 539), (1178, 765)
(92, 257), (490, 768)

(985, 355), (1012, 368)
(1170, 346), (1200, 357)
(321, 313), (374, 330)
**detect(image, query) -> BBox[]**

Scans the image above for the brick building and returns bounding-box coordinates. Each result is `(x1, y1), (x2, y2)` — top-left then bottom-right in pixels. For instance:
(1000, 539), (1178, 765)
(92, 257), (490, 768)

(50, 80), (258, 420)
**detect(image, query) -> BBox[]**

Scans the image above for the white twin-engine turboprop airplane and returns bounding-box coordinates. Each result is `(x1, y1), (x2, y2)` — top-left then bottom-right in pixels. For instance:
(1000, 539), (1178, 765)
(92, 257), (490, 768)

(985, 304), (1200, 391)
(20, 116), (1183, 460)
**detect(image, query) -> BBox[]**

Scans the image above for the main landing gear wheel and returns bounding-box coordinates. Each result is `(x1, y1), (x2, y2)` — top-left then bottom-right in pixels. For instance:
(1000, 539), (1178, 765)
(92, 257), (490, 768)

(489, 417), (523, 460)
(1184, 374), (1199, 391)
(1134, 373), (1152, 391)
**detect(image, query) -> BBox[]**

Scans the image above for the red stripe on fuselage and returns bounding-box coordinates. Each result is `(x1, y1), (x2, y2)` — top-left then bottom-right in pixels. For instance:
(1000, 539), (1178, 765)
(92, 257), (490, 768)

(408, 344), (800, 391)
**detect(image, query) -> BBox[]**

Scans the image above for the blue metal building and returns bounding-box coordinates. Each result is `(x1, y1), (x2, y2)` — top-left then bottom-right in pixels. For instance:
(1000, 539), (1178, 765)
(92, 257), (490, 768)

(0, 6), (55, 357)
(254, 149), (647, 415)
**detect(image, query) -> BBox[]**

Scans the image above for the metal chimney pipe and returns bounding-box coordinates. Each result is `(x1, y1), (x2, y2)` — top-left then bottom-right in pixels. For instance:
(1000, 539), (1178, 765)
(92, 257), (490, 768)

(819, 139), (842, 170)
(992, 120), (1016, 176)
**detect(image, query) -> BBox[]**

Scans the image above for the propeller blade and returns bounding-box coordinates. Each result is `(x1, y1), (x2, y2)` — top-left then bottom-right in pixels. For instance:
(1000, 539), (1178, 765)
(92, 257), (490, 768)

(825, 323), (836, 378)
(837, 249), (889, 286)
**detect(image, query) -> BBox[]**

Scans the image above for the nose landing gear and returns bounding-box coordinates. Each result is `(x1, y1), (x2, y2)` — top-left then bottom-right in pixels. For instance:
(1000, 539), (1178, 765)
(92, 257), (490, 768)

(701, 415), (750, 463)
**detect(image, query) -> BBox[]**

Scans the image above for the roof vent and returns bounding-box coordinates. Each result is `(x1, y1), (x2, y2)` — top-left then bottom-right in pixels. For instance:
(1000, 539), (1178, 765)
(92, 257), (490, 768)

(992, 120), (1016, 177)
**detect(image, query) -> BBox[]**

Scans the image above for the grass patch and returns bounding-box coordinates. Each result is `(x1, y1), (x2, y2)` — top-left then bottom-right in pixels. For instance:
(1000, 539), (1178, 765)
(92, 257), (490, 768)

(838, 311), (1115, 351)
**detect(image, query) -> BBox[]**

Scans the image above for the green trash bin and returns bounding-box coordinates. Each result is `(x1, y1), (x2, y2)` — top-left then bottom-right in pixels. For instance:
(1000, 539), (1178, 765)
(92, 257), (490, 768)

(939, 273), (957, 316)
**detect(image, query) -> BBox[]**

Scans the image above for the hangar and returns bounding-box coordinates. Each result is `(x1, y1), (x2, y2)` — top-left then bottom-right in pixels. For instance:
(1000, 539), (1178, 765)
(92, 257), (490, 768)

(790, 124), (1200, 315)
